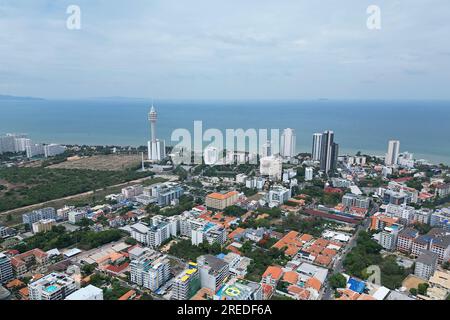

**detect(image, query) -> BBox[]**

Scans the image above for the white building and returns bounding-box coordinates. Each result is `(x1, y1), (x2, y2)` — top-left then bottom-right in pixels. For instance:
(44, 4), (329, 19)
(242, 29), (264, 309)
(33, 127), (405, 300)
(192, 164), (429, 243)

(414, 250), (438, 280)
(197, 255), (229, 293)
(65, 285), (103, 300)
(305, 167), (314, 181)
(267, 186), (291, 207)
(147, 105), (166, 162)
(204, 146), (221, 165)
(44, 144), (66, 157)
(280, 128), (296, 158)
(26, 143), (44, 158)
(260, 155), (282, 181)
(312, 133), (322, 161)
(28, 273), (77, 300)
(121, 184), (144, 199)
(385, 140), (400, 166)
(130, 250), (170, 291)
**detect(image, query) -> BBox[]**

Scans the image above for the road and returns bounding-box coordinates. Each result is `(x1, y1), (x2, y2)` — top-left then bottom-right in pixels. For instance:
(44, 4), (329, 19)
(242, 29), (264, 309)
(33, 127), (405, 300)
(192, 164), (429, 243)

(322, 202), (379, 300)
(0, 174), (176, 221)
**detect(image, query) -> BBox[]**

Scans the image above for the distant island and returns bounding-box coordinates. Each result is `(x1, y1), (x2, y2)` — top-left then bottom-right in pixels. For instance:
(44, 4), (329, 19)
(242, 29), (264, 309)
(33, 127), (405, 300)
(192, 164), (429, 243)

(0, 94), (45, 101)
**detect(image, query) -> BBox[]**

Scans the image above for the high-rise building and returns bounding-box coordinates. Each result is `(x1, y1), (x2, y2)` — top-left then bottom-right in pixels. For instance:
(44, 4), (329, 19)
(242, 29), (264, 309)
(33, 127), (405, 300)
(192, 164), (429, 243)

(261, 140), (272, 158)
(197, 255), (229, 293)
(172, 263), (201, 300)
(385, 140), (400, 166)
(147, 105), (166, 162)
(260, 155), (282, 180)
(319, 130), (339, 174)
(0, 252), (13, 284)
(280, 128), (296, 158)
(312, 133), (322, 161)
(130, 250), (170, 291)
(44, 144), (66, 158)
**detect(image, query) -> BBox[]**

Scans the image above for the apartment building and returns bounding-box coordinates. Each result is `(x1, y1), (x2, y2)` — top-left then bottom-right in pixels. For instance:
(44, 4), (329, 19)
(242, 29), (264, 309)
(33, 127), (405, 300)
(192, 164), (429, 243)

(171, 263), (200, 300)
(32, 219), (56, 233)
(28, 273), (77, 300)
(22, 207), (57, 227)
(0, 252), (14, 284)
(414, 250), (438, 280)
(396, 228), (419, 254)
(11, 248), (50, 277)
(205, 191), (239, 210)
(197, 255), (229, 293)
(130, 250), (170, 291)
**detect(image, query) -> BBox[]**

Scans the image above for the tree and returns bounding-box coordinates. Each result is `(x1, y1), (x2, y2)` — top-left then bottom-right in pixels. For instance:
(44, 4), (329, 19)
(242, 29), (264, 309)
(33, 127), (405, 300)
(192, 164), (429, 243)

(125, 237), (137, 245)
(417, 283), (429, 295)
(329, 273), (347, 289)
(409, 288), (417, 296)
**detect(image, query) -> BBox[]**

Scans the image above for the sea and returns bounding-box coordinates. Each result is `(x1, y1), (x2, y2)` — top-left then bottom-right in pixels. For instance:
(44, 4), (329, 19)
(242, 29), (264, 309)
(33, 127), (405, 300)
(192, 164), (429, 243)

(0, 99), (449, 165)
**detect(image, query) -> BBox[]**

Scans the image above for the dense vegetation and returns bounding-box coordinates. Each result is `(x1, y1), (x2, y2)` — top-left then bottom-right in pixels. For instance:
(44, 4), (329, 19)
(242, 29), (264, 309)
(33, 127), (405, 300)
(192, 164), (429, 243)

(328, 273), (347, 289)
(13, 225), (124, 252)
(223, 205), (247, 217)
(343, 231), (411, 289)
(282, 214), (329, 237)
(168, 239), (225, 261)
(0, 167), (153, 211)
(241, 241), (288, 282)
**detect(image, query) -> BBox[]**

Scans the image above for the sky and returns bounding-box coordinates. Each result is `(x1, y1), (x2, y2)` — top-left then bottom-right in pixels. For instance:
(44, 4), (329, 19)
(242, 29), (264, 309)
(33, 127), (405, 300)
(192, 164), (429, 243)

(0, 0), (449, 100)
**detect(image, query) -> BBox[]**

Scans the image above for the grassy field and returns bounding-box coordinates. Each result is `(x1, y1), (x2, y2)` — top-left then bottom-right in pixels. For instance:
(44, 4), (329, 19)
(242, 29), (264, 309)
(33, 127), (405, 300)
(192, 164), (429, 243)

(0, 166), (154, 213)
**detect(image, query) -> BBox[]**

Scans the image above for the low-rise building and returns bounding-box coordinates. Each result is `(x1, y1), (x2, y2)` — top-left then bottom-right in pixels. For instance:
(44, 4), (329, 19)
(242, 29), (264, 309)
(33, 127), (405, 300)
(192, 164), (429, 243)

(28, 272), (77, 300)
(65, 284), (103, 300)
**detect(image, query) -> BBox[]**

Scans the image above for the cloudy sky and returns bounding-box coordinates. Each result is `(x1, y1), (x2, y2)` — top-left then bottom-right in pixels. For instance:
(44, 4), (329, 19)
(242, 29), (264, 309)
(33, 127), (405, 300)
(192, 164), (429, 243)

(0, 0), (449, 99)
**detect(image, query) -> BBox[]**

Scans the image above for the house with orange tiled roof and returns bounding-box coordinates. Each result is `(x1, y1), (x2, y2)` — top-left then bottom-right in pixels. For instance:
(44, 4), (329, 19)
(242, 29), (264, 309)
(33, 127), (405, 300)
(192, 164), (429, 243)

(228, 227), (246, 240)
(118, 290), (136, 301)
(261, 283), (274, 300)
(315, 254), (332, 267)
(6, 279), (25, 289)
(305, 277), (322, 292)
(272, 231), (304, 256)
(261, 266), (283, 287)
(336, 288), (361, 300)
(10, 249), (49, 277)
(18, 287), (29, 300)
(287, 285), (311, 300)
(283, 271), (299, 285)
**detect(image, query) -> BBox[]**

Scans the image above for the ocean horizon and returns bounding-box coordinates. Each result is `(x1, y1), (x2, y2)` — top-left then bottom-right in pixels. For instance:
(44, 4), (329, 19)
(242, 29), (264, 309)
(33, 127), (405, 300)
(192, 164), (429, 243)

(1, 99), (449, 165)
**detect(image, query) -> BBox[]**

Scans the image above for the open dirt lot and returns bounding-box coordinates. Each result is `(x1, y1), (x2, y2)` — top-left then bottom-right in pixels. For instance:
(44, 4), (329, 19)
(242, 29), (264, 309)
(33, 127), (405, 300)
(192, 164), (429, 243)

(48, 154), (142, 171)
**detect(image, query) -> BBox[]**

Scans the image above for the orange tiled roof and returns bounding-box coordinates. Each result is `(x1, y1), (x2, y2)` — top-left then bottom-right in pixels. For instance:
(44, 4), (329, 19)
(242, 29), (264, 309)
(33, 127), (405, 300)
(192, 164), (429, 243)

(207, 191), (238, 200)
(283, 271), (299, 285)
(299, 234), (313, 243)
(118, 290), (136, 301)
(6, 279), (24, 288)
(337, 288), (360, 301)
(306, 277), (322, 292)
(322, 248), (337, 257)
(262, 266), (283, 280)
(228, 227), (245, 239)
(357, 294), (376, 300)
(313, 238), (329, 248)
(19, 287), (29, 298)
(315, 254), (332, 266)
(287, 285), (311, 300)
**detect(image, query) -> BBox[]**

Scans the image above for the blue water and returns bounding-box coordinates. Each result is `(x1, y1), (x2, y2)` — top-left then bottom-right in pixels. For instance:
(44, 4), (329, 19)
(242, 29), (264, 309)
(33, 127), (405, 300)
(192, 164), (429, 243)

(0, 99), (449, 164)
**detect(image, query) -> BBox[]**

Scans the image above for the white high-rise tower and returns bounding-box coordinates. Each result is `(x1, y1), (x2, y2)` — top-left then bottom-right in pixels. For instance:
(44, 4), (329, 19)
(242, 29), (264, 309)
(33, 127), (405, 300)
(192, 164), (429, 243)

(385, 140), (400, 166)
(147, 105), (166, 162)
(312, 133), (322, 161)
(280, 128), (296, 158)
